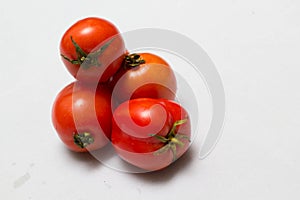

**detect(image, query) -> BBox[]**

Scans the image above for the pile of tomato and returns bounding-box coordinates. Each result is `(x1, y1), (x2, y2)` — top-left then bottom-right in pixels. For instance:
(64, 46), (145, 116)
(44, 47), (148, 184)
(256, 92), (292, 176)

(52, 17), (191, 171)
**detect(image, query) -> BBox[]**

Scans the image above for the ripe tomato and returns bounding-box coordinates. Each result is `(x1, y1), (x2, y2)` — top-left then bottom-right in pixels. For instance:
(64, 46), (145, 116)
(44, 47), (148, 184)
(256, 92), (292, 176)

(110, 53), (177, 104)
(111, 98), (190, 171)
(60, 17), (126, 83)
(52, 81), (112, 152)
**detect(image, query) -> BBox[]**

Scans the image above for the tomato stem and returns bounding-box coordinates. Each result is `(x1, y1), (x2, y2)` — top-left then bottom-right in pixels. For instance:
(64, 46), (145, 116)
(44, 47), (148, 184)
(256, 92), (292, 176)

(151, 118), (190, 161)
(60, 36), (114, 69)
(168, 119), (187, 138)
(73, 132), (94, 148)
(124, 53), (145, 68)
(71, 36), (87, 58)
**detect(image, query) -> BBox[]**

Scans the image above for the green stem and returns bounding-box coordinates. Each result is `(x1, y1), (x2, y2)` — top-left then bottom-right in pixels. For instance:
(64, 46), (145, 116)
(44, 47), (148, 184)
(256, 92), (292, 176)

(168, 119), (188, 138)
(71, 36), (87, 58)
(124, 53), (145, 68)
(151, 118), (190, 161)
(60, 36), (114, 69)
(73, 132), (94, 148)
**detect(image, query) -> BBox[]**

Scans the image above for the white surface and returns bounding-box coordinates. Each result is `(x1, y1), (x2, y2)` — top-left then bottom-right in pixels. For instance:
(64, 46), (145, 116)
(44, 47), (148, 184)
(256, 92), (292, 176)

(1, 0), (300, 199)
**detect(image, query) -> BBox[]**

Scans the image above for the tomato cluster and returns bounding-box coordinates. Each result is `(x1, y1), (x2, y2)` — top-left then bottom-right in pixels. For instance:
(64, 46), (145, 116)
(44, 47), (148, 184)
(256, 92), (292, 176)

(52, 17), (191, 171)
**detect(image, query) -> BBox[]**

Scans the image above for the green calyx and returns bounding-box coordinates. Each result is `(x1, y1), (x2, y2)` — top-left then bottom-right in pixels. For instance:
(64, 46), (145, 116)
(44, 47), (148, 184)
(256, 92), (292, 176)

(124, 53), (145, 68)
(61, 36), (113, 69)
(151, 119), (190, 161)
(73, 132), (94, 148)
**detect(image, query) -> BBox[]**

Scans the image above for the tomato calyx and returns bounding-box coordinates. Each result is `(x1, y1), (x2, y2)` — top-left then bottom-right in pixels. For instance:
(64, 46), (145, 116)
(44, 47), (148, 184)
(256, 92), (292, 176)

(150, 119), (190, 161)
(124, 53), (145, 68)
(73, 132), (94, 148)
(61, 36), (113, 69)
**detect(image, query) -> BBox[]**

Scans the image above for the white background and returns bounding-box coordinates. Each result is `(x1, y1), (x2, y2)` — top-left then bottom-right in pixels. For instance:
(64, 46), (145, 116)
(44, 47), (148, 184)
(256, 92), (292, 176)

(1, 0), (300, 199)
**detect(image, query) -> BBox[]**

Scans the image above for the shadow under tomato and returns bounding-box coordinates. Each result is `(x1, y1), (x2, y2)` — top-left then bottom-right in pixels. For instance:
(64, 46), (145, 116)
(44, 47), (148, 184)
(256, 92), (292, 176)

(64, 146), (102, 169)
(131, 147), (197, 182)
(87, 143), (119, 166)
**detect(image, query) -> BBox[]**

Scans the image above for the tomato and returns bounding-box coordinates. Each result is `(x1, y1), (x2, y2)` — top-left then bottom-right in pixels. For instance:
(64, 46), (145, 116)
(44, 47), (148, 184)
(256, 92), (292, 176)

(60, 17), (126, 83)
(52, 81), (112, 152)
(111, 98), (191, 171)
(110, 53), (177, 104)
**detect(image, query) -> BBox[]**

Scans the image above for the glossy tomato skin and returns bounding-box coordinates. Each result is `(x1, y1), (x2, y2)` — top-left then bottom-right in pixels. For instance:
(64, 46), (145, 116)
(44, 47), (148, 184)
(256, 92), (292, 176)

(111, 98), (190, 171)
(60, 17), (126, 83)
(52, 81), (112, 152)
(110, 53), (177, 104)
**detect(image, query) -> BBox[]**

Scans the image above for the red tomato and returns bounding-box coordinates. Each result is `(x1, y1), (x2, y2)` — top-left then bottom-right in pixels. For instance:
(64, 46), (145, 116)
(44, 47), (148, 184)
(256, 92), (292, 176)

(60, 17), (126, 83)
(52, 81), (112, 152)
(110, 53), (177, 104)
(111, 98), (190, 171)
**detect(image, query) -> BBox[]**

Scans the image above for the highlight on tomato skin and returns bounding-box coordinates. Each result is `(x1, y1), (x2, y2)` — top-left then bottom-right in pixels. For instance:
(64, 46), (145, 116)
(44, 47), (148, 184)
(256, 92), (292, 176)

(109, 52), (177, 104)
(59, 17), (127, 84)
(111, 98), (191, 171)
(51, 81), (112, 152)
